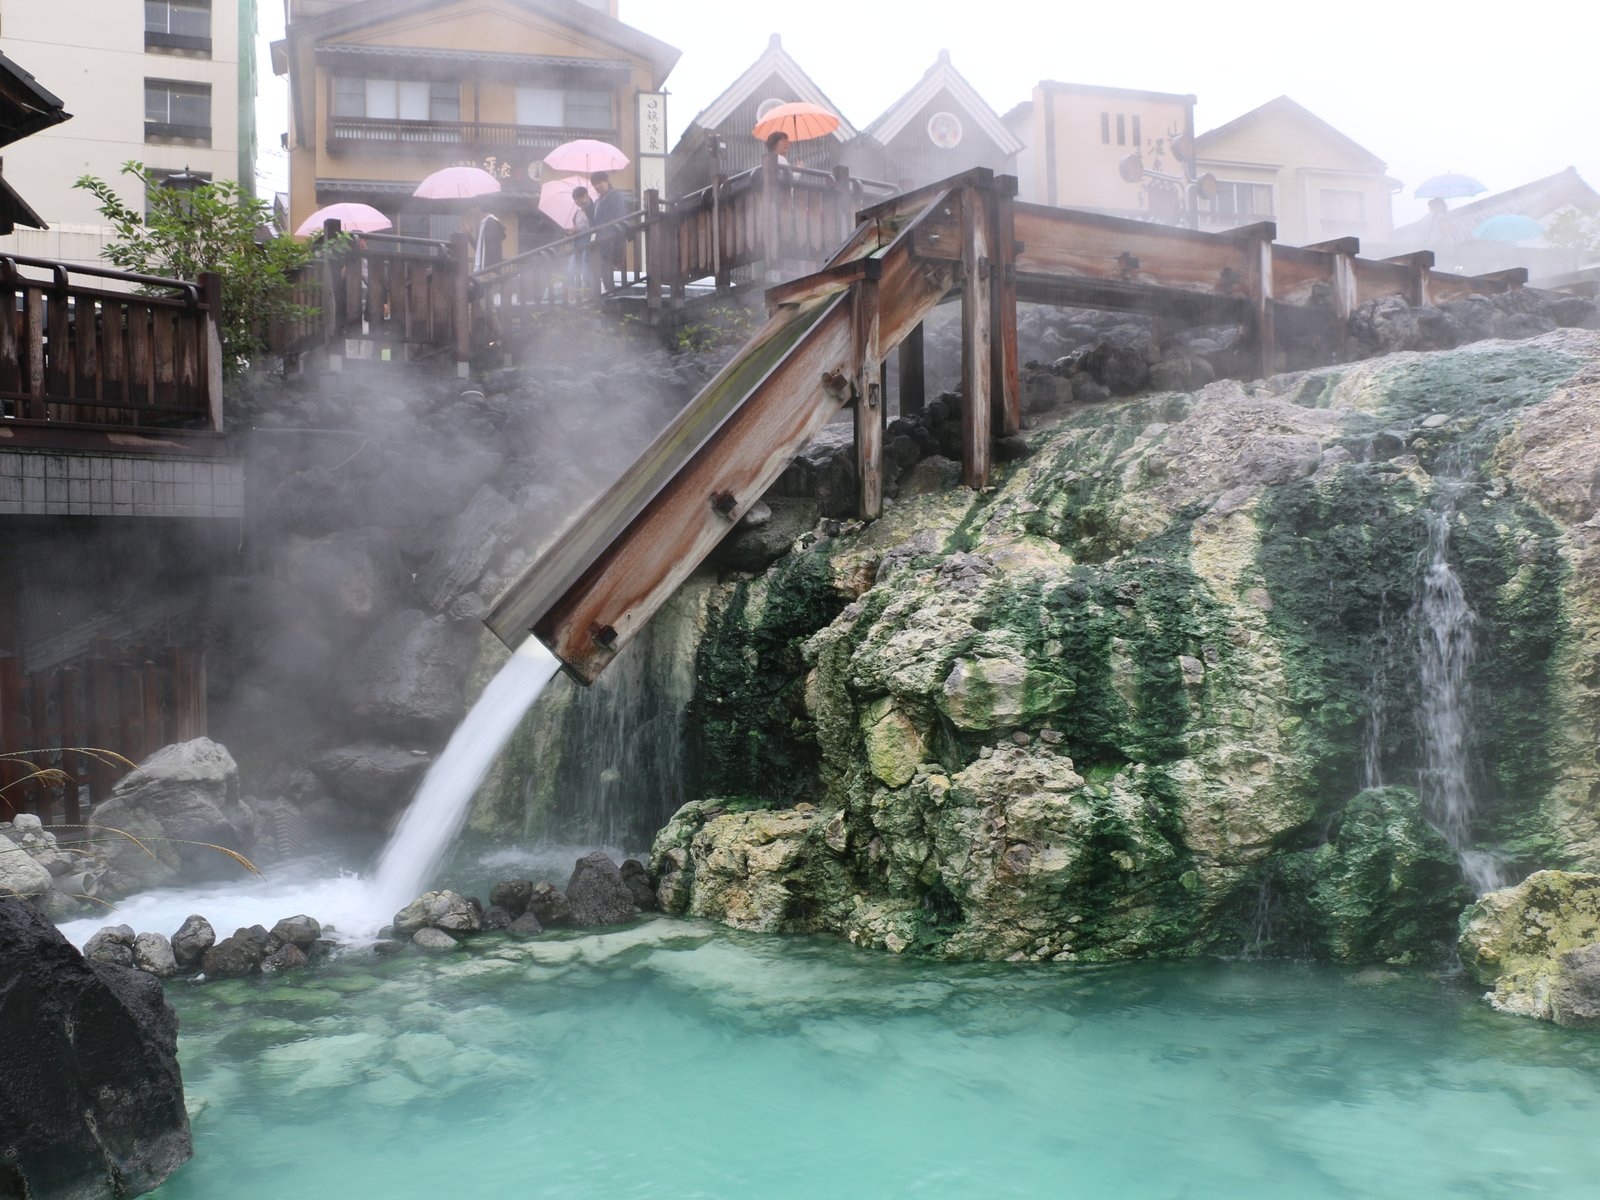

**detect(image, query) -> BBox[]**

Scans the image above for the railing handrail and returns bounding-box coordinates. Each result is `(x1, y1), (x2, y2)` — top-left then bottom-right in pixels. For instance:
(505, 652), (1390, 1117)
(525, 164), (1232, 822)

(0, 253), (202, 303)
(469, 206), (646, 289)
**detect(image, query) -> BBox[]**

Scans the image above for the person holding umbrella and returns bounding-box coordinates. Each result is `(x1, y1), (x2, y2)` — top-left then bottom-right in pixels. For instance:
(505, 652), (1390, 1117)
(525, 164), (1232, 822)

(568, 184), (595, 294)
(589, 171), (629, 295)
(463, 202), (506, 270)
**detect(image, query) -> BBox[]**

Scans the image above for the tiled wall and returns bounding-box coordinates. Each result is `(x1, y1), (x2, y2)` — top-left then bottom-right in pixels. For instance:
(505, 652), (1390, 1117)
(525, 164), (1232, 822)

(0, 450), (244, 518)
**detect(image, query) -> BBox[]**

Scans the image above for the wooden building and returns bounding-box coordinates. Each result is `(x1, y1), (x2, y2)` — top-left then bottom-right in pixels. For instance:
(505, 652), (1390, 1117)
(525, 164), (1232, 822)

(665, 33), (858, 199)
(0, 51), (69, 237)
(853, 50), (1019, 192)
(1193, 95), (1398, 246)
(1005, 81), (1195, 219)
(275, 0), (678, 256)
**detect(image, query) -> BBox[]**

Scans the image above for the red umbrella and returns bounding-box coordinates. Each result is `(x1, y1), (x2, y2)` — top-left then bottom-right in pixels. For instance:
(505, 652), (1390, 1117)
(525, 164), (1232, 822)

(294, 203), (392, 238)
(543, 139), (630, 174)
(413, 166), (502, 200)
(752, 102), (840, 142)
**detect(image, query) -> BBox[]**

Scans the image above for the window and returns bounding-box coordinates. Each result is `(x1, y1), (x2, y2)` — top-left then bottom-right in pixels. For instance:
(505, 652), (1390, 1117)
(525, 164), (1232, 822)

(397, 212), (462, 242)
(145, 0), (210, 51)
(516, 86), (611, 130)
(1210, 180), (1274, 221)
(1321, 188), (1366, 231)
(1131, 114), (1141, 147)
(1100, 112), (1110, 144)
(333, 77), (459, 122)
(144, 79), (211, 141)
(1116, 113), (1126, 145)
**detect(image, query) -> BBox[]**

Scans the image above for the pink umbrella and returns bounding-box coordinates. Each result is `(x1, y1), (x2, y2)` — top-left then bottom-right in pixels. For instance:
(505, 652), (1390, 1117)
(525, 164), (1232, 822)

(538, 175), (592, 233)
(293, 202), (392, 238)
(542, 139), (629, 174)
(413, 166), (502, 200)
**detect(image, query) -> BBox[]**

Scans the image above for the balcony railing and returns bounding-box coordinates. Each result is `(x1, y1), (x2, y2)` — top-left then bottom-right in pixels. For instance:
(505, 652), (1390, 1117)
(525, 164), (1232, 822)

(145, 121), (211, 142)
(145, 31), (212, 53)
(327, 118), (619, 156)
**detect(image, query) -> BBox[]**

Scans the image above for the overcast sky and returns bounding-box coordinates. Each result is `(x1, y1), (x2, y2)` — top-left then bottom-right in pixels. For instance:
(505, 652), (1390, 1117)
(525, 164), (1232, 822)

(257, 0), (1597, 227)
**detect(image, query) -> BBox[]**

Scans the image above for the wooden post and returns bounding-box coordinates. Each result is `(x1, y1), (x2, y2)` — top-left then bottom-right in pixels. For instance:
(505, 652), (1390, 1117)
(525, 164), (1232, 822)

(1381, 251), (1432, 307)
(961, 185), (993, 489)
(898, 321), (925, 416)
(644, 188), (663, 312)
(761, 151), (783, 282)
(23, 287), (45, 420)
(0, 656), (24, 818)
(832, 164), (853, 247)
(1247, 231), (1275, 380)
(852, 278), (883, 519)
(199, 271), (224, 431)
(991, 175), (1020, 437)
(450, 232), (472, 376)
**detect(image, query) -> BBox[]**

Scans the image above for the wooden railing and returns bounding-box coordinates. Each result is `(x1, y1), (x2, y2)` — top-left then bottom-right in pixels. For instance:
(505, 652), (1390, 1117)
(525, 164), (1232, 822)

(0, 256), (223, 433)
(328, 118), (619, 157)
(0, 643), (206, 822)
(274, 230), (470, 365)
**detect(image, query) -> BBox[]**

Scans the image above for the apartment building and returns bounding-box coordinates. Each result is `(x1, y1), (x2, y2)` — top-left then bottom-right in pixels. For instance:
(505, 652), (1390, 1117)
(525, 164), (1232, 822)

(0, 0), (255, 267)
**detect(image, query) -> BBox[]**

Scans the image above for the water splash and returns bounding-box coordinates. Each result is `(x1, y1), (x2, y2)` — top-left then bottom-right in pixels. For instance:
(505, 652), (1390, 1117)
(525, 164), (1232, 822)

(365, 639), (560, 924)
(1414, 495), (1506, 895)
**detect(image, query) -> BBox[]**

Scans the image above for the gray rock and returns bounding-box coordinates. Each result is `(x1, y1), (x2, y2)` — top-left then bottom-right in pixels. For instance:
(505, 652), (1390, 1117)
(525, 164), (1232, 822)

(170, 914), (215, 970)
(393, 889), (482, 937)
(261, 943), (309, 974)
(200, 935), (263, 978)
(133, 933), (178, 979)
(481, 905), (513, 930)
(372, 937), (405, 957)
(416, 484), (520, 611)
(564, 852), (638, 927)
(412, 927), (459, 952)
(0, 831), (54, 897)
(620, 859), (660, 912)
(343, 611), (477, 740)
(507, 910), (544, 937)
(488, 879), (534, 918)
(84, 925), (137, 969)
(1504, 312), (1558, 339)
(0, 898), (190, 1197)
(269, 914), (322, 950)
(528, 882), (573, 928)
(309, 743), (431, 816)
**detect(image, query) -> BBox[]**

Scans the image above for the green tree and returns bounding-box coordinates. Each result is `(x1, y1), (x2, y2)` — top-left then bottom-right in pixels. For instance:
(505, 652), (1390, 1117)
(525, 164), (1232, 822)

(75, 161), (319, 375)
(1544, 208), (1600, 257)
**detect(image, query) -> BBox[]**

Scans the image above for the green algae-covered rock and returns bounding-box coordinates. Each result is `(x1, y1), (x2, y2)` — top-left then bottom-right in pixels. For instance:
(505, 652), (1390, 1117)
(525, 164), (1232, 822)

(630, 329), (1600, 962)
(1458, 870), (1600, 1026)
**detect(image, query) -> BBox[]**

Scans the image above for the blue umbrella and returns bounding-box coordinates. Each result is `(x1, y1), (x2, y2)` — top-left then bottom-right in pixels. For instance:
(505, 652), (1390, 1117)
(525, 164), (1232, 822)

(1472, 213), (1543, 242)
(1415, 172), (1487, 199)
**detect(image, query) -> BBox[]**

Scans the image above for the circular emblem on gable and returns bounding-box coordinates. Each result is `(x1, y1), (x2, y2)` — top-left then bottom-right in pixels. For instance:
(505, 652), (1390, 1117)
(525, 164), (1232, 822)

(927, 112), (963, 149)
(756, 98), (788, 121)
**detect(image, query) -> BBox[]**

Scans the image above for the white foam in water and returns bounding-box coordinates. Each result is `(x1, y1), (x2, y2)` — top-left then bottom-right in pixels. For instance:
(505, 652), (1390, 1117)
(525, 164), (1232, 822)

(364, 638), (561, 925)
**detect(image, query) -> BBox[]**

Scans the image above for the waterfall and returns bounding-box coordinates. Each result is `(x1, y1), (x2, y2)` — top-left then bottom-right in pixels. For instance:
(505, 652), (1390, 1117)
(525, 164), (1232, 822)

(365, 638), (561, 924)
(1413, 494), (1507, 895)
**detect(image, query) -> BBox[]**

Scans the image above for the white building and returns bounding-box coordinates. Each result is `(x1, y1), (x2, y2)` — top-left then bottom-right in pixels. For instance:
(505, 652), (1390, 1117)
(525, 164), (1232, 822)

(0, 0), (256, 267)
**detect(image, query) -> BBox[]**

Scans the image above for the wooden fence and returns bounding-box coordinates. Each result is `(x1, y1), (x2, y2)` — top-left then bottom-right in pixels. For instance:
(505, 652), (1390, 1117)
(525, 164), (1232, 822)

(0, 255), (223, 432)
(273, 229), (470, 366)
(0, 644), (206, 823)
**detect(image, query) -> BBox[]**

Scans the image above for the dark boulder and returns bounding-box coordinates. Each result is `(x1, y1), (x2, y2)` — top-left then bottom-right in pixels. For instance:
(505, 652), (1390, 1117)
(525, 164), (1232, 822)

(0, 897), (190, 1198)
(489, 879), (534, 918)
(269, 914), (322, 950)
(261, 943), (309, 974)
(508, 910), (544, 937)
(528, 882), (573, 928)
(201, 934), (264, 979)
(620, 859), (659, 912)
(83, 924), (136, 969)
(564, 852), (638, 927)
(482, 905), (513, 931)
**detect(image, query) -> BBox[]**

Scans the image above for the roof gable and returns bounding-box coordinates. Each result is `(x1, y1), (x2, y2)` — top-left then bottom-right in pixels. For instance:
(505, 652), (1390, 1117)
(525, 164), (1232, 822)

(291, 0), (679, 83)
(688, 34), (857, 142)
(1196, 95), (1386, 174)
(0, 51), (70, 150)
(861, 50), (1021, 156)
(1393, 167), (1600, 244)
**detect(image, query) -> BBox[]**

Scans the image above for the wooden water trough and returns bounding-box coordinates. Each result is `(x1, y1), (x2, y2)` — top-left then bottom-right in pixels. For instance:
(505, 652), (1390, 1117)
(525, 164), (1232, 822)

(486, 169), (1527, 684)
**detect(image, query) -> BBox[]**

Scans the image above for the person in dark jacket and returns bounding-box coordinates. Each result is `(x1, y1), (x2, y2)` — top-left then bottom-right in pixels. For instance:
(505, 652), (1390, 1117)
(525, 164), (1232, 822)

(589, 171), (629, 293)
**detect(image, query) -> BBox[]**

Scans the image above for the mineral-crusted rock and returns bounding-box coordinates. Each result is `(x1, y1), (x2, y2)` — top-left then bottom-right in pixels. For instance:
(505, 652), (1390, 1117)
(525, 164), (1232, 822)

(1459, 871), (1600, 1026)
(201, 934), (264, 979)
(0, 897), (190, 1197)
(488, 879), (534, 918)
(269, 914), (322, 950)
(261, 943), (309, 974)
(412, 927), (459, 952)
(84, 925), (137, 969)
(527, 882), (572, 928)
(0, 830), (58, 898)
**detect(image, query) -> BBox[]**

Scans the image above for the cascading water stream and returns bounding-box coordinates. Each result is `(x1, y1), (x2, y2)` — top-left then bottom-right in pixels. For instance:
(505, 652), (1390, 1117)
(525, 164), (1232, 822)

(364, 638), (561, 925)
(1413, 490), (1507, 896)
